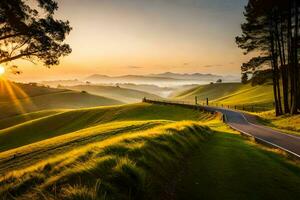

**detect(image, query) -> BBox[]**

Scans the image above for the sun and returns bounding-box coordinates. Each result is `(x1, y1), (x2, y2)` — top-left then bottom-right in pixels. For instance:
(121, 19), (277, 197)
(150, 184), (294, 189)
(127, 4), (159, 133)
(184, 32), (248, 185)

(0, 65), (5, 75)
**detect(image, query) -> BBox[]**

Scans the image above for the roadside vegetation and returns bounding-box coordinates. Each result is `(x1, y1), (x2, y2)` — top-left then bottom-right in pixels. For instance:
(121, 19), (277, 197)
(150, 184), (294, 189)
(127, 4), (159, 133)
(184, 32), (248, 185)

(255, 111), (300, 136)
(174, 122), (300, 199)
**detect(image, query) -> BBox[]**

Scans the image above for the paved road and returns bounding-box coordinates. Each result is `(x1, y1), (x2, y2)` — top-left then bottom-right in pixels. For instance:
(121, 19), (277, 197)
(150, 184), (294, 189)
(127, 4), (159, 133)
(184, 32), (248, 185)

(205, 106), (300, 158)
(143, 99), (300, 158)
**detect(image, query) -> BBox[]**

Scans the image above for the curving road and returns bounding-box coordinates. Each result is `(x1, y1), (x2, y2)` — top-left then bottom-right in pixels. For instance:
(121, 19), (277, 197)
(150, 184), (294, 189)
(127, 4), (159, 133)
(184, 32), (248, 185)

(205, 106), (300, 158)
(143, 99), (300, 158)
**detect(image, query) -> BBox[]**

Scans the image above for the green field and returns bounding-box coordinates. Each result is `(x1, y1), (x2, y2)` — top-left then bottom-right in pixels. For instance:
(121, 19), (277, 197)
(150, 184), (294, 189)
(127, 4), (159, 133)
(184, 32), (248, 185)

(0, 103), (205, 152)
(174, 129), (300, 199)
(0, 103), (300, 199)
(0, 81), (122, 119)
(63, 85), (161, 103)
(172, 82), (274, 110)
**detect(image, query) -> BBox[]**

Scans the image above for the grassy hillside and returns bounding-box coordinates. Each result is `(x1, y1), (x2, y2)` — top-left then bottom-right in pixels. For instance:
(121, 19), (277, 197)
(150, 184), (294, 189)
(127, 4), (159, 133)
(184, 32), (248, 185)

(0, 110), (300, 199)
(116, 83), (173, 98)
(62, 85), (161, 103)
(0, 81), (66, 101)
(0, 103), (207, 152)
(174, 125), (300, 199)
(0, 121), (211, 199)
(255, 111), (300, 135)
(0, 110), (65, 130)
(173, 82), (274, 110)
(0, 81), (122, 118)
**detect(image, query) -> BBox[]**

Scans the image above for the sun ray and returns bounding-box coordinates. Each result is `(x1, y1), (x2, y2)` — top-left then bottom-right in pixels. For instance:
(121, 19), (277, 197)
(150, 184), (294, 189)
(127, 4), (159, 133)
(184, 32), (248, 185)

(0, 66), (5, 76)
(0, 79), (35, 118)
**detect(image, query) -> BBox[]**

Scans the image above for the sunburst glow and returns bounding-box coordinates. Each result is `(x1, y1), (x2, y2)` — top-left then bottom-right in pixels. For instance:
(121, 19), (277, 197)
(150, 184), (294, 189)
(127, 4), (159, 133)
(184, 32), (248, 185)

(0, 66), (5, 75)
(0, 79), (34, 117)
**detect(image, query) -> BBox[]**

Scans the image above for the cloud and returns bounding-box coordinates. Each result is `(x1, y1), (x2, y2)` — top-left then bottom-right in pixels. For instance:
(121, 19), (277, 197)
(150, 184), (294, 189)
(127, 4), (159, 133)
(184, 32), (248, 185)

(201, 65), (213, 68)
(127, 65), (143, 69)
(201, 64), (223, 68)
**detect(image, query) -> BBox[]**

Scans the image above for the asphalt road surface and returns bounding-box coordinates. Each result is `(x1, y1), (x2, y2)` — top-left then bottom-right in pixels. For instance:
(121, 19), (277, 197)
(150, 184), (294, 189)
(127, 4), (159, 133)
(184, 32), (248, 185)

(205, 106), (300, 158)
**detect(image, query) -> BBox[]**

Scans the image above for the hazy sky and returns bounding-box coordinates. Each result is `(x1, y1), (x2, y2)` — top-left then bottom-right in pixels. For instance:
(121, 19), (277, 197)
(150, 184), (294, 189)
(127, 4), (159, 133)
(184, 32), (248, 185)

(10, 0), (248, 81)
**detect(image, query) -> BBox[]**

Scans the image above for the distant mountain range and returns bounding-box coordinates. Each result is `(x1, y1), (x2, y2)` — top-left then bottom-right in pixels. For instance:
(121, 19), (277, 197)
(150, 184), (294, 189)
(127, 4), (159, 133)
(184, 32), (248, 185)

(149, 72), (223, 80)
(41, 79), (84, 87)
(85, 74), (177, 83)
(85, 72), (236, 84)
(39, 73), (239, 89)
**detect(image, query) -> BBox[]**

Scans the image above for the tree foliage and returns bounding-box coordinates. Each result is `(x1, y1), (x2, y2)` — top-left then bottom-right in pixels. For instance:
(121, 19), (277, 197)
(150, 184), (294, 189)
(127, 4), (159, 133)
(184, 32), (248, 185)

(236, 0), (300, 115)
(241, 73), (248, 84)
(0, 0), (71, 73)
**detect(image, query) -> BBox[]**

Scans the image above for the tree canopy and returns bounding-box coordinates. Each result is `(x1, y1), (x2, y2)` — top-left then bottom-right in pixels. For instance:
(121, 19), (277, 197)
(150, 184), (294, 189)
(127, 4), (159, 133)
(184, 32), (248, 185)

(236, 0), (300, 115)
(0, 0), (71, 73)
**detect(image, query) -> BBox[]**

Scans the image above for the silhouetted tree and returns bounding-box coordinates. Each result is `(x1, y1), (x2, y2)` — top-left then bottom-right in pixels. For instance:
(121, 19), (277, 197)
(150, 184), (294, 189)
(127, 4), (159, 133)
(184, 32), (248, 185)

(216, 79), (222, 83)
(241, 73), (248, 84)
(236, 0), (300, 115)
(0, 0), (71, 73)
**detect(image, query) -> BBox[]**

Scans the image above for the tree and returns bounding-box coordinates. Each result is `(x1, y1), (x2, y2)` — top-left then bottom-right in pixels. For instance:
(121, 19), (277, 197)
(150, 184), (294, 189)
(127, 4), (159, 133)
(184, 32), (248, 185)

(216, 79), (222, 83)
(0, 0), (72, 73)
(236, 0), (300, 115)
(241, 73), (248, 84)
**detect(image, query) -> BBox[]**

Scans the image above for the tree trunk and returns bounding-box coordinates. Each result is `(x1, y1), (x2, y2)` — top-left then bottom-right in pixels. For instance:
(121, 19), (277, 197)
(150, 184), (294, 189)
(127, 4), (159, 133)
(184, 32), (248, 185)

(287, 0), (295, 113)
(291, 0), (299, 114)
(295, 3), (300, 112)
(280, 16), (290, 113)
(270, 29), (282, 116)
(275, 19), (290, 114)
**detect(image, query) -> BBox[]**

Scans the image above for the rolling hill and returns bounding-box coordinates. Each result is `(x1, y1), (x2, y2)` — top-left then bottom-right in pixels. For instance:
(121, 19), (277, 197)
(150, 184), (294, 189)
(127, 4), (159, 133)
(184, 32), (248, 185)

(0, 102), (300, 199)
(0, 103), (205, 152)
(0, 81), (122, 119)
(62, 85), (161, 103)
(0, 110), (65, 130)
(114, 83), (173, 98)
(172, 82), (274, 110)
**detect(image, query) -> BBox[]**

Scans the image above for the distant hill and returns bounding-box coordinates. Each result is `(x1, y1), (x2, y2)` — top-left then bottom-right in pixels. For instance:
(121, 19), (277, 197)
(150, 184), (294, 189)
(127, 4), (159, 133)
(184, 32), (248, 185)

(115, 83), (173, 97)
(172, 82), (274, 109)
(85, 74), (177, 83)
(62, 84), (161, 103)
(149, 72), (223, 81)
(84, 72), (233, 86)
(0, 81), (122, 119)
(41, 79), (84, 87)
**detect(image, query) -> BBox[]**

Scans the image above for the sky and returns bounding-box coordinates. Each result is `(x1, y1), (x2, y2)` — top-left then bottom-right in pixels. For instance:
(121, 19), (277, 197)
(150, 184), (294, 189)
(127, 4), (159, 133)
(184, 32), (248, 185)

(8, 0), (249, 81)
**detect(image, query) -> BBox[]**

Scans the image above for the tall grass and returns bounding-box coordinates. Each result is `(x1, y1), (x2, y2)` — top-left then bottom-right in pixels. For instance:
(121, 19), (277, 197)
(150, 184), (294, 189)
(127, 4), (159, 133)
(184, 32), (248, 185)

(0, 121), (212, 200)
(255, 111), (300, 135)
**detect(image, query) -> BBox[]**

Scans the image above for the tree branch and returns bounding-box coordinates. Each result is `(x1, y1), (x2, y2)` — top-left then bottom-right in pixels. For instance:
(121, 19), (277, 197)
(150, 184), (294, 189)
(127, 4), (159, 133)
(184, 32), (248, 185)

(0, 51), (38, 64)
(0, 33), (22, 41)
